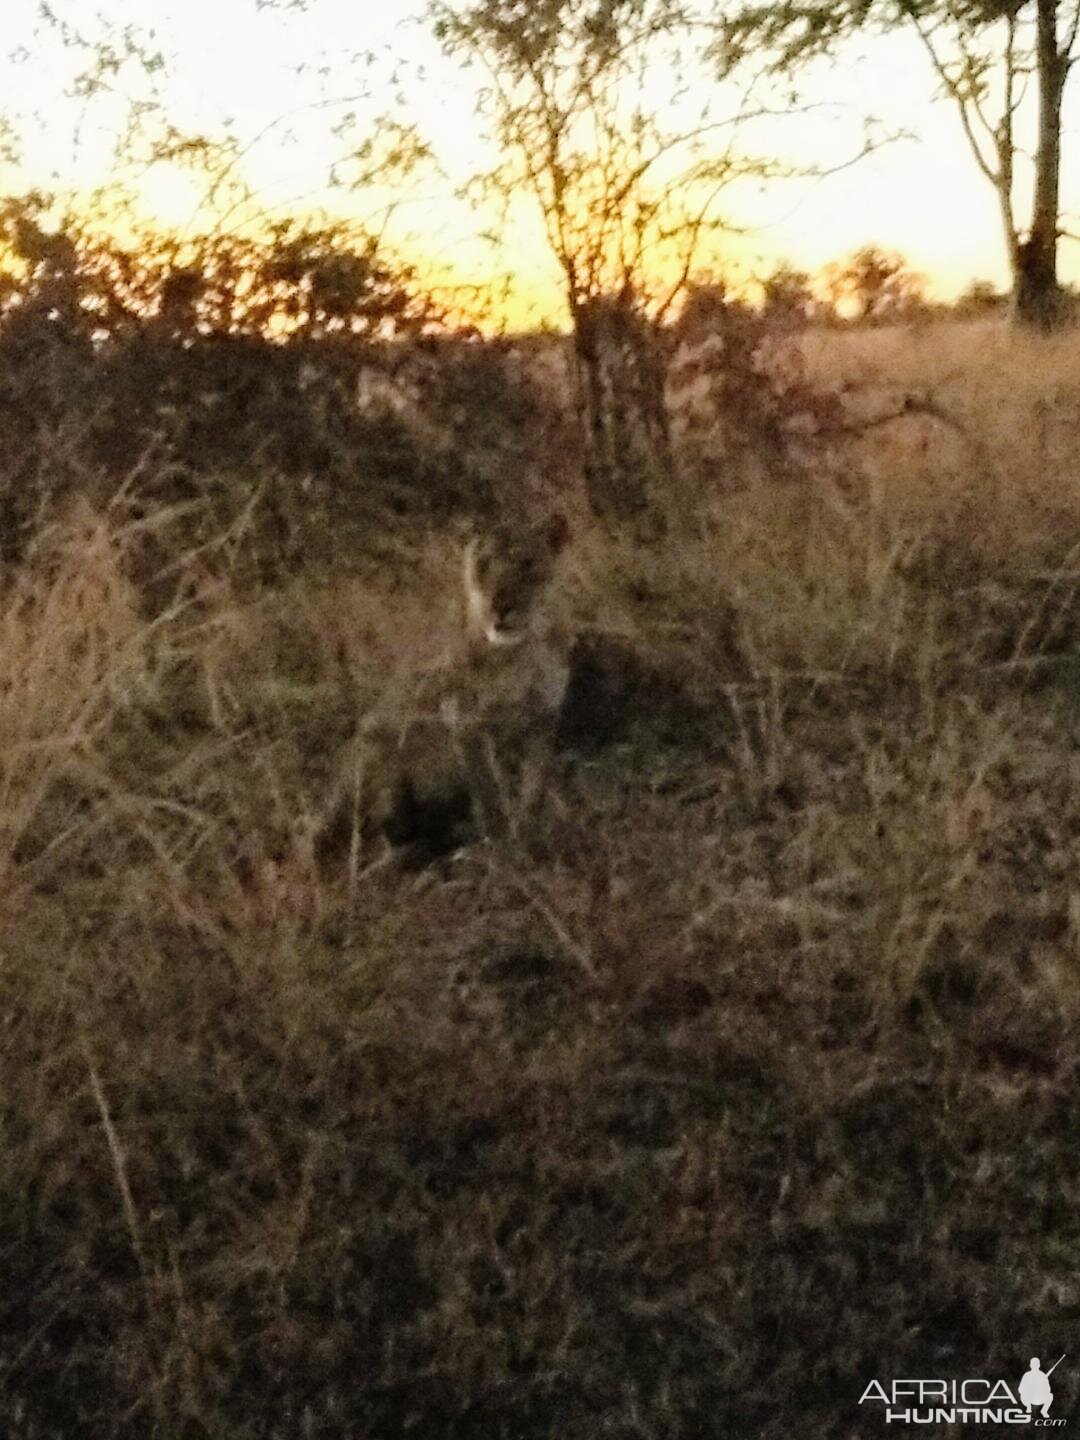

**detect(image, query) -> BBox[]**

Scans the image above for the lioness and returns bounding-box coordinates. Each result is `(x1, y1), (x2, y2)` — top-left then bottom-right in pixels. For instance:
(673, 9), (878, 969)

(320, 512), (572, 867)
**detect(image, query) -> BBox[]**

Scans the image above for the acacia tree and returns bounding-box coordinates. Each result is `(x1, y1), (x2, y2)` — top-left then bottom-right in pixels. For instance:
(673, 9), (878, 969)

(822, 244), (927, 321)
(759, 262), (817, 323)
(717, 0), (1079, 329)
(429, 0), (783, 524)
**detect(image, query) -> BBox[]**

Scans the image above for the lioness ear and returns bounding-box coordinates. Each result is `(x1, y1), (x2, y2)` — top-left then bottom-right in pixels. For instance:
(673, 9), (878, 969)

(544, 511), (570, 554)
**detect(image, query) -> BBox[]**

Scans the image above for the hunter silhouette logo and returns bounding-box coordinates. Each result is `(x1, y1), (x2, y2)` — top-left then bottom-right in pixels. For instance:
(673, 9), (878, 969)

(1020, 1357), (1066, 1420)
(859, 1354), (1068, 1426)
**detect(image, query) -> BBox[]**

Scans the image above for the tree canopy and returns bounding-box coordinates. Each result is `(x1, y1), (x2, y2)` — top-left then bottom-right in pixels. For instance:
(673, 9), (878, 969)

(717, 0), (1080, 327)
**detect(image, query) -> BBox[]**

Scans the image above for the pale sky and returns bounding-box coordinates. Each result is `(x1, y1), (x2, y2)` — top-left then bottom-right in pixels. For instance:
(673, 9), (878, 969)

(3, 0), (1077, 326)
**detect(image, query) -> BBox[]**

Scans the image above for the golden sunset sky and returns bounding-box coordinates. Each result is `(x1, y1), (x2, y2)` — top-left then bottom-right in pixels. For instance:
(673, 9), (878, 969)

(4, 0), (1078, 327)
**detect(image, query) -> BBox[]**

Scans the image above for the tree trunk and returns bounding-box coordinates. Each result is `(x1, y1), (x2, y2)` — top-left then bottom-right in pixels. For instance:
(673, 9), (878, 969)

(569, 297), (651, 526)
(1013, 0), (1066, 329)
(571, 299), (621, 522)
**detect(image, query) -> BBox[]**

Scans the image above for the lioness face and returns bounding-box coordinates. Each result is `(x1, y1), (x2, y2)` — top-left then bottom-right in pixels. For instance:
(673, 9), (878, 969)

(463, 513), (569, 647)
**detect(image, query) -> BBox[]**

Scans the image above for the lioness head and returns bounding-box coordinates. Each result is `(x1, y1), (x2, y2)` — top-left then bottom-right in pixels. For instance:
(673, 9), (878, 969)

(463, 512), (570, 647)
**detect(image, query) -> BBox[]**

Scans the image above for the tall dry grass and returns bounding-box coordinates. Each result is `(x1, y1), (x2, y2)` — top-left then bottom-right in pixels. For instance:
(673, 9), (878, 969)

(3, 319), (1080, 1437)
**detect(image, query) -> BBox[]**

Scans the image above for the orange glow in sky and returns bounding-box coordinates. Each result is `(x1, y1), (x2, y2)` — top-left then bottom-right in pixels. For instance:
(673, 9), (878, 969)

(3, 0), (1077, 329)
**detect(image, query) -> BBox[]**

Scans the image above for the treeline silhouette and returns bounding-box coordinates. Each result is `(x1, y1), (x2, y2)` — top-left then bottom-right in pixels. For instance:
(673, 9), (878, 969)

(0, 195), (549, 578)
(0, 195), (1050, 581)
